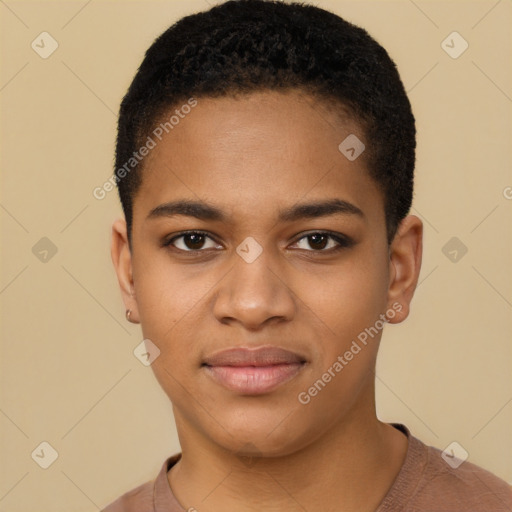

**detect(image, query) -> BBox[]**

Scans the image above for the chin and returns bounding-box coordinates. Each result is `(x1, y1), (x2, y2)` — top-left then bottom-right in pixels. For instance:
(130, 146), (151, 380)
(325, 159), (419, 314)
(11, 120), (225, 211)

(207, 413), (317, 459)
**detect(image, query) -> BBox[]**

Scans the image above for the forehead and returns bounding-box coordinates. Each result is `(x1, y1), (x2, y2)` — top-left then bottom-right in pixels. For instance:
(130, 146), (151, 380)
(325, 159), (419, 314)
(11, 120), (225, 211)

(133, 90), (382, 223)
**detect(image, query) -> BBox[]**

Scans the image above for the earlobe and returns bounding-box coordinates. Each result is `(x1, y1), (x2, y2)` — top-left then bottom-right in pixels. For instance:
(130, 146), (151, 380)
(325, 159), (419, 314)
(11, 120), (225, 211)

(111, 218), (140, 324)
(386, 215), (423, 324)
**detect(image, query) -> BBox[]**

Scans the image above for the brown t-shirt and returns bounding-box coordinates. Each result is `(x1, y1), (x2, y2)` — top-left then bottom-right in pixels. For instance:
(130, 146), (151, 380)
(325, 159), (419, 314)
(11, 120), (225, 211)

(101, 424), (512, 511)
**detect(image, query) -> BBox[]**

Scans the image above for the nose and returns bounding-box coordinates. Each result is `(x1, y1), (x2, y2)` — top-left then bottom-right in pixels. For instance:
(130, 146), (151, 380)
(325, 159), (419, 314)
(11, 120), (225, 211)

(212, 247), (296, 331)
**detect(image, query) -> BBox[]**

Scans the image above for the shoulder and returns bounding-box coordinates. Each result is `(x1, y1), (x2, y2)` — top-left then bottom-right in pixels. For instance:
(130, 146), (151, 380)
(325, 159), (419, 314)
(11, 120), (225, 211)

(379, 426), (512, 512)
(101, 479), (154, 512)
(423, 446), (512, 506)
(412, 437), (512, 510)
(101, 454), (182, 512)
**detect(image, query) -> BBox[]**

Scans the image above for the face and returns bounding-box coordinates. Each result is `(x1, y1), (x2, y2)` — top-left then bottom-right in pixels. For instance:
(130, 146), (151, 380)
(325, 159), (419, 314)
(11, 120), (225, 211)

(112, 90), (422, 457)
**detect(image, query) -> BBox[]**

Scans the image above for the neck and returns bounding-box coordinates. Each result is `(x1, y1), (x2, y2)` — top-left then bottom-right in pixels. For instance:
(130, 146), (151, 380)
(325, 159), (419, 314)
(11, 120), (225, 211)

(168, 382), (408, 512)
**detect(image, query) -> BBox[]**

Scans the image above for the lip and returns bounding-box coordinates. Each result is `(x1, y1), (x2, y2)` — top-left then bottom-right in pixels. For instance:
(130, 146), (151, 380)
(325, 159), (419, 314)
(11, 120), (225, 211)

(202, 346), (307, 395)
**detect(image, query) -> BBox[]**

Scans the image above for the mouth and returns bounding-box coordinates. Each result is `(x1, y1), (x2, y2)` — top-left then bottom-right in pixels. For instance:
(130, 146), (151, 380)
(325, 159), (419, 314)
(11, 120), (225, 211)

(202, 346), (307, 395)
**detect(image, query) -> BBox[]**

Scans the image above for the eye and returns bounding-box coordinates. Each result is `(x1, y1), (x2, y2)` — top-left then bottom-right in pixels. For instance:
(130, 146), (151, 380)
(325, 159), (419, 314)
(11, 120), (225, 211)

(164, 231), (222, 252)
(291, 231), (354, 252)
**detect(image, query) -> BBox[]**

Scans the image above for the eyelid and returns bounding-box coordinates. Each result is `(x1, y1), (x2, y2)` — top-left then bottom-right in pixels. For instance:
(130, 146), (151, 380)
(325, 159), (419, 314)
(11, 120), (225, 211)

(290, 230), (355, 251)
(163, 230), (354, 253)
(163, 230), (222, 251)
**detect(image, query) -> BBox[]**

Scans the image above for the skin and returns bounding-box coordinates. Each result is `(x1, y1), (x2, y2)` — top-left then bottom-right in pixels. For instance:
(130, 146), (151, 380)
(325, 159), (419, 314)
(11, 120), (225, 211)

(111, 89), (423, 512)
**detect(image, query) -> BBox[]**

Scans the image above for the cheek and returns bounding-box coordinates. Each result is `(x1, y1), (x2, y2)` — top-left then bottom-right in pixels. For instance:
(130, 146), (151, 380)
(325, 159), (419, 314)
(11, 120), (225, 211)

(290, 262), (388, 427)
(133, 265), (205, 408)
(133, 254), (211, 337)
(131, 260), (206, 389)
(293, 250), (389, 344)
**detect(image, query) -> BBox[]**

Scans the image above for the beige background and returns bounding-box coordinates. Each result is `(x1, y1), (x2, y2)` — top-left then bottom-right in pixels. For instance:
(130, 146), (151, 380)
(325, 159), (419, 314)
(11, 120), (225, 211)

(1, 0), (511, 510)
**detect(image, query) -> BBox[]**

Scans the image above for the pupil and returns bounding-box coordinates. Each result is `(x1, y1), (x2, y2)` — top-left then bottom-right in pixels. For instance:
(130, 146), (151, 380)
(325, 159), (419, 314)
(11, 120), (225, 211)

(186, 234), (204, 249)
(310, 234), (327, 250)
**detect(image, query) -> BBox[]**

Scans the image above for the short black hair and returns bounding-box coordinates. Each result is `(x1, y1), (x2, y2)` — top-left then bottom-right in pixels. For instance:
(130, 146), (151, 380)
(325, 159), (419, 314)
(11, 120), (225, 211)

(115, 0), (415, 245)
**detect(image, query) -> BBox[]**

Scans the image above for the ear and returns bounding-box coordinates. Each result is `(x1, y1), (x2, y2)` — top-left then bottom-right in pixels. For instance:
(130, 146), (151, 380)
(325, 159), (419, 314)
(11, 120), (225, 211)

(386, 215), (423, 324)
(111, 218), (140, 323)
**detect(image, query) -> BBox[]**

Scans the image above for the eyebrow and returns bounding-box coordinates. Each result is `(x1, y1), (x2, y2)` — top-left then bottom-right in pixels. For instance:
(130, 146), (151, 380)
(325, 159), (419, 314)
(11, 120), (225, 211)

(279, 198), (364, 222)
(147, 200), (225, 222)
(146, 198), (364, 223)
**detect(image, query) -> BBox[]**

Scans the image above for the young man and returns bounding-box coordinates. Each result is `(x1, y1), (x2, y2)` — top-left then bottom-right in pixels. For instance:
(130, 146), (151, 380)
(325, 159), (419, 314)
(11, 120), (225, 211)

(105, 1), (512, 510)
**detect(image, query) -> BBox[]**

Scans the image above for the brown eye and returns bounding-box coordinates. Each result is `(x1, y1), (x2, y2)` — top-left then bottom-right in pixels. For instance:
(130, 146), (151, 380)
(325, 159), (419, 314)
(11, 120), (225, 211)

(183, 233), (206, 250)
(165, 232), (221, 252)
(306, 234), (329, 250)
(292, 232), (354, 252)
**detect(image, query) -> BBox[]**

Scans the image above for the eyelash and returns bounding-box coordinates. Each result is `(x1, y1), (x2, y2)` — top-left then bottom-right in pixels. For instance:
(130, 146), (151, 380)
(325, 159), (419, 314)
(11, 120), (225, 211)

(162, 230), (354, 254)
